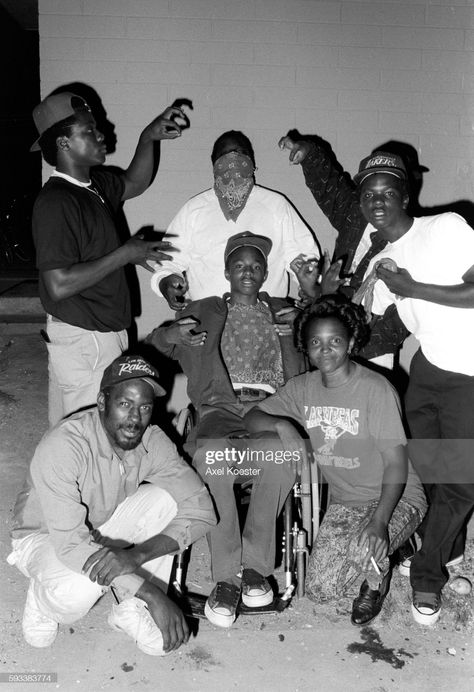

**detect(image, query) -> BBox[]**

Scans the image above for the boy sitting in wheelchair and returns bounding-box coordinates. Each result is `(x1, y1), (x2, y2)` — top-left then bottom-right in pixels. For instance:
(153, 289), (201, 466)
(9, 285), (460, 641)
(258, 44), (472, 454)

(146, 231), (306, 627)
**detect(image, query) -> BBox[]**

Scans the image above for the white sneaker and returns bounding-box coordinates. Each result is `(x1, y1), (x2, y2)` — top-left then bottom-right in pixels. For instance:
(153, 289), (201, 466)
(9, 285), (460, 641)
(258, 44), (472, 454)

(446, 554), (464, 569)
(22, 581), (58, 648)
(411, 591), (442, 626)
(108, 597), (167, 656)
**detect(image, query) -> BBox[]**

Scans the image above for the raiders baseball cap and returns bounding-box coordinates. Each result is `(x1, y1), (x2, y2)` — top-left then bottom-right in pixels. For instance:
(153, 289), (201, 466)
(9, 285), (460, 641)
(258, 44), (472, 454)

(100, 355), (166, 397)
(224, 231), (273, 263)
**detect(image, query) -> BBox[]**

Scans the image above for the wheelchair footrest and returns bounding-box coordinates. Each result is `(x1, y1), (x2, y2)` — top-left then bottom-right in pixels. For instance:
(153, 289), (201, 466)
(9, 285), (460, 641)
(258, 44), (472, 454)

(175, 589), (294, 620)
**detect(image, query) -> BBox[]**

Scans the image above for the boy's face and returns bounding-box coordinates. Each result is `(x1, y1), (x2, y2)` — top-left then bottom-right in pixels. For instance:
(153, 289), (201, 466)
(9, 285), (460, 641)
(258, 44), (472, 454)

(58, 110), (106, 167)
(224, 246), (268, 299)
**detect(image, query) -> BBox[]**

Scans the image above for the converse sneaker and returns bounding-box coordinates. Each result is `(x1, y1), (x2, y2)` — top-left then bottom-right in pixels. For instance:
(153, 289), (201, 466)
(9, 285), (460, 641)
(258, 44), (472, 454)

(108, 597), (167, 656)
(241, 568), (274, 607)
(22, 581), (58, 648)
(204, 581), (241, 628)
(411, 591), (441, 626)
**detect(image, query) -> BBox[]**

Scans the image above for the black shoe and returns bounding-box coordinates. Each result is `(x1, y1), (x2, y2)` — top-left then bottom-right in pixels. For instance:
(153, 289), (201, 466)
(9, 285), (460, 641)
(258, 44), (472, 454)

(351, 573), (391, 626)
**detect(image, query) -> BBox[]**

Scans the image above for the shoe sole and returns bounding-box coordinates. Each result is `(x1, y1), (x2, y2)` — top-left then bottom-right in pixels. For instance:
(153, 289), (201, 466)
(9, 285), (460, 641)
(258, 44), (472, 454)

(411, 604), (441, 626)
(241, 590), (274, 608)
(398, 562), (411, 577)
(446, 555), (464, 568)
(108, 610), (168, 656)
(204, 601), (236, 628)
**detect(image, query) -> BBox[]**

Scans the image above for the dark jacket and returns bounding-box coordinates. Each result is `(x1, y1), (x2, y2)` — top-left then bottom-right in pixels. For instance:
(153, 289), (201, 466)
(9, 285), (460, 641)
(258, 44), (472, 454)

(146, 293), (306, 411)
(301, 142), (409, 359)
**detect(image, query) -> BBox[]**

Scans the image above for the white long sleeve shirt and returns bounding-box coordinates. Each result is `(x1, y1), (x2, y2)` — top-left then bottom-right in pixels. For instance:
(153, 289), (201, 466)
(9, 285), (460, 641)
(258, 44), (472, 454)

(151, 185), (319, 300)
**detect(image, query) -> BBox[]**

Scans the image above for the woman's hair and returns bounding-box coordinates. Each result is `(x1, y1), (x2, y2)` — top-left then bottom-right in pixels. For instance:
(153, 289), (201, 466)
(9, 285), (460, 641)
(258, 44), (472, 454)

(295, 294), (370, 354)
(211, 130), (256, 166)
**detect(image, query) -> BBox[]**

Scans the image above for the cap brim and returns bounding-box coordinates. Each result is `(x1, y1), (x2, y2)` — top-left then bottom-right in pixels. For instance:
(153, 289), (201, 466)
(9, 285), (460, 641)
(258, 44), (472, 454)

(225, 241), (271, 261)
(142, 377), (166, 398)
(30, 139), (41, 153)
(354, 168), (406, 185)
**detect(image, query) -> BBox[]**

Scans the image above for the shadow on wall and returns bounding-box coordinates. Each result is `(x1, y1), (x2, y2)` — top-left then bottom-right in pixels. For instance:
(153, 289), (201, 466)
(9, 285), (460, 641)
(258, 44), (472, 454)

(287, 129), (474, 230)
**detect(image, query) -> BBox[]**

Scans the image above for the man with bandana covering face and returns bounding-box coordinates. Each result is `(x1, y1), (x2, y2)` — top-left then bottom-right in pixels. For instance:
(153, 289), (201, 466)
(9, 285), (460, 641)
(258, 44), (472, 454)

(151, 131), (319, 310)
(213, 151), (255, 222)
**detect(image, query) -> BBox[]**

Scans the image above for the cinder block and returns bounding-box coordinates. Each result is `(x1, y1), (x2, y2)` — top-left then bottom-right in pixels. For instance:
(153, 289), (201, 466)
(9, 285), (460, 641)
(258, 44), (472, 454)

(297, 66), (380, 90)
(381, 69), (463, 93)
(421, 92), (469, 115)
(254, 86), (338, 111)
(188, 41), (254, 65)
(422, 49), (474, 72)
(379, 111), (460, 136)
(340, 24), (384, 47)
(40, 0), (81, 14)
(460, 114), (474, 135)
(426, 5), (474, 29)
(212, 63), (295, 87)
(254, 43), (339, 67)
(40, 58), (126, 84)
(255, 0), (340, 23)
(170, 0), (256, 20)
(419, 134), (471, 159)
(83, 39), (168, 62)
(339, 47), (421, 70)
(124, 61), (211, 85)
(462, 73), (474, 92)
(84, 0), (170, 17)
(382, 26), (463, 50)
(40, 14), (126, 38)
(338, 89), (422, 113)
(342, 2), (425, 27)
(40, 37), (85, 61)
(210, 105), (292, 131)
(126, 17), (212, 41)
(335, 109), (379, 133)
(464, 31), (474, 51)
(198, 85), (254, 108)
(212, 20), (297, 43)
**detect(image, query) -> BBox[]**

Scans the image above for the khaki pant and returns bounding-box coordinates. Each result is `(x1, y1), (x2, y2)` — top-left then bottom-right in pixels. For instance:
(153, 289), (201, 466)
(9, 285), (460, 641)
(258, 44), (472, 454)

(8, 485), (176, 624)
(45, 316), (128, 427)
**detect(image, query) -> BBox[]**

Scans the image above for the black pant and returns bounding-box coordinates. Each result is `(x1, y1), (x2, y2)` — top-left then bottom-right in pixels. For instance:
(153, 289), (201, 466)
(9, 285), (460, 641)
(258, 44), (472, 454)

(406, 349), (474, 594)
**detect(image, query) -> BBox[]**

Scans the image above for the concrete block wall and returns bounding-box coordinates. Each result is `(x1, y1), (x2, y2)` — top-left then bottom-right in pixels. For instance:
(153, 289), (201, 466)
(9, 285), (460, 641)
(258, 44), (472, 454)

(38, 0), (474, 341)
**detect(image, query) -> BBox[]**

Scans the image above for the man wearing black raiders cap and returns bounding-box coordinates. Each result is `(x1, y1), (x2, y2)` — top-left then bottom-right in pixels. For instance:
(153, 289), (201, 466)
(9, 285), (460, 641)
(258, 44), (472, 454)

(8, 355), (215, 655)
(31, 90), (188, 426)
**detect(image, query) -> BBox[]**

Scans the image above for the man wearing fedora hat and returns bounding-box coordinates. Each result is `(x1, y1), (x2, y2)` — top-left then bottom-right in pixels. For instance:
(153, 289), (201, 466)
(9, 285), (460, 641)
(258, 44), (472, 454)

(31, 91), (188, 426)
(8, 354), (215, 655)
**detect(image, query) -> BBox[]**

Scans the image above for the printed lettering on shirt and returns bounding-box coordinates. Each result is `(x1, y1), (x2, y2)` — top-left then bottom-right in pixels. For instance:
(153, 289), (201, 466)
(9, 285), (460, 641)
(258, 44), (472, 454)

(314, 454), (360, 469)
(304, 405), (360, 467)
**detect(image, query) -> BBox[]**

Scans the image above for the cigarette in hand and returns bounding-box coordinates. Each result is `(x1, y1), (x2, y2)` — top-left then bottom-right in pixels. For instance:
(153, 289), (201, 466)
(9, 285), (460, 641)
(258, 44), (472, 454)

(370, 556), (381, 575)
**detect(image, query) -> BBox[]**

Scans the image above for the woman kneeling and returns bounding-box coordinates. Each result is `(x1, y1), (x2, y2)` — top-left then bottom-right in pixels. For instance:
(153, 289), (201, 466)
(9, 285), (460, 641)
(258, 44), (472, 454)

(245, 295), (426, 625)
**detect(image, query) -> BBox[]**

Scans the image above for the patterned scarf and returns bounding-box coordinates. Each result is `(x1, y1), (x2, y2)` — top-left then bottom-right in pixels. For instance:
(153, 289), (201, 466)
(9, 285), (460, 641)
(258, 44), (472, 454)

(213, 152), (255, 221)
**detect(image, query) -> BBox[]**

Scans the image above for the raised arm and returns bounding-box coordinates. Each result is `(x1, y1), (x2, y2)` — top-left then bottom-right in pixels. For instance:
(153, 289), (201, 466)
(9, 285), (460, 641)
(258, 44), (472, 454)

(278, 135), (363, 240)
(121, 105), (189, 201)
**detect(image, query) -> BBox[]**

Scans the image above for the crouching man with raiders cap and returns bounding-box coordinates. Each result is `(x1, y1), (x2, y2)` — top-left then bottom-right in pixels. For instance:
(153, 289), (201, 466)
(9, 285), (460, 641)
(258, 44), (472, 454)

(7, 355), (216, 655)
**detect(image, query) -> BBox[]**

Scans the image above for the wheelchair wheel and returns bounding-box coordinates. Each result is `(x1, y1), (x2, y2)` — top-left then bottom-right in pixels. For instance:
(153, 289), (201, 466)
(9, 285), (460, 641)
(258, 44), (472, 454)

(173, 405), (195, 438)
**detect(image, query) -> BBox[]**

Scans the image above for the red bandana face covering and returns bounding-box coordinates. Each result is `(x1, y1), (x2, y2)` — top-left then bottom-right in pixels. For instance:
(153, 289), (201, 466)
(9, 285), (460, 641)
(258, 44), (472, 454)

(213, 152), (255, 221)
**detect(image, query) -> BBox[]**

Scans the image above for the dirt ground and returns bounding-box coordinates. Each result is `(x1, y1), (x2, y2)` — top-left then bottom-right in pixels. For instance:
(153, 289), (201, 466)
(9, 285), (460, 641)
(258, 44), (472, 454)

(0, 324), (473, 692)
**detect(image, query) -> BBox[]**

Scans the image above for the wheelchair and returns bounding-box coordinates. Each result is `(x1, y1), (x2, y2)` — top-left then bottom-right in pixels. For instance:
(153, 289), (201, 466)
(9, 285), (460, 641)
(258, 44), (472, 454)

(171, 405), (321, 616)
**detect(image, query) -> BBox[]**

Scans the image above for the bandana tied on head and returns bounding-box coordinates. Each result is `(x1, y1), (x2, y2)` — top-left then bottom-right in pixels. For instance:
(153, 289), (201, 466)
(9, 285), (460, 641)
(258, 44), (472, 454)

(213, 152), (255, 221)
